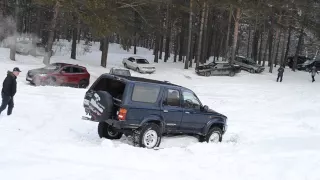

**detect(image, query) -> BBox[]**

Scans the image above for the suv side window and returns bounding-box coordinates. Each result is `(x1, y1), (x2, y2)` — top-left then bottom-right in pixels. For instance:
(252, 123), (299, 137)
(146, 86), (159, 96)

(73, 67), (84, 73)
(128, 57), (135, 62)
(182, 90), (201, 110)
(62, 66), (73, 73)
(163, 89), (180, 107)
(131, 84), (160, 103)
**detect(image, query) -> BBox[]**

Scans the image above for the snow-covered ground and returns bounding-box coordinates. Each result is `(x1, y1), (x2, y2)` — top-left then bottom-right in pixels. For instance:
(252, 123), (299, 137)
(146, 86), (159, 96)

(0, 42), (320, 180)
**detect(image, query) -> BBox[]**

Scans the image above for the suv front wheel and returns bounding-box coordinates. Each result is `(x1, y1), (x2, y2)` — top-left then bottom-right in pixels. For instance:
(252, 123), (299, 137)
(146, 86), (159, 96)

(98, 122), (123, 140)
(138, 123), (162, 149)
(199, 127), (222, 143)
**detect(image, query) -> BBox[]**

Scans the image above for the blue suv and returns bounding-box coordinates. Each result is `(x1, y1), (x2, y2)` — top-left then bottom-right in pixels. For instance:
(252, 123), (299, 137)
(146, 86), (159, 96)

(82, 74), (228, 149)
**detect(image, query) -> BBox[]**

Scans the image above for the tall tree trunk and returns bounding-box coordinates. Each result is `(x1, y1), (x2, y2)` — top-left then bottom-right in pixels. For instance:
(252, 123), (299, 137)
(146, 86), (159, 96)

(292, 28), (304, 71)
(201, 4), (210, 64)
(154, 33), (160, 63)
(178, 28), (185, 62)
(258, 32), (263, 64)
(43, 0), (60, 65)
(159, 36), (164, 59)
(230, 7), (241, 63)
(262, 28), (270, 66)
(174, 34), (179, 62)
(185, 0), (193, 69)
(274, 31), (281, 67)
(196, 1), (206, 68)
(284, 26), (292, 66)
(164, 1), (171, 62)
(10, 0), (19, 61)
(134, 11), (138, 54)
(270, 14), (282, 71)
(100, 36), (109, 68)
(247, 26), (251, 57)
(280, 31), (287, 66)
(71, 26), (77, 59)
(224, 5), (232, 61)
(71, 13), (78, 60)
(267, 16), (274, 72)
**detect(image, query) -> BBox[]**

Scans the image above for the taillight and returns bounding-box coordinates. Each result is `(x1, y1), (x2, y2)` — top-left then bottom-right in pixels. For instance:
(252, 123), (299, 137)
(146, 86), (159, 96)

(118, 108), (127, 121)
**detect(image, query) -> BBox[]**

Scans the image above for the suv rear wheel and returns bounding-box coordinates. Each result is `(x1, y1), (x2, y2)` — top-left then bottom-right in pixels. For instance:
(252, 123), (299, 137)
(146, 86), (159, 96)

(98, 122), (123, 140)
(78, 79), (88, 88)
(138, 123), (162, 149)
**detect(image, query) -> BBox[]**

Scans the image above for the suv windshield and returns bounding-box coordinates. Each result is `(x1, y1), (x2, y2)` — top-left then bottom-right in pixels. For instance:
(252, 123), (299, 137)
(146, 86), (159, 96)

(136, 59), (149, 64)
(246, 58), (257, 65)
(44, 63), (62, 70)
(111, 69), (131, 76)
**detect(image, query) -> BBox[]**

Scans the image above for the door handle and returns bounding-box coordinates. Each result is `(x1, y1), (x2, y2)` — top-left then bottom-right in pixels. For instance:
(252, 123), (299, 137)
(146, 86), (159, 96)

(163, 110), (168, 113)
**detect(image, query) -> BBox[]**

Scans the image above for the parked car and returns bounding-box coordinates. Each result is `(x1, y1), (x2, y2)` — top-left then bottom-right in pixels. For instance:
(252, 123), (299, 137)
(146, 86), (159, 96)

(233, 56), (265, 73)
(109, 67), (131, 76)
(122, 56), (156, 74)
(195, 62), (241, 77)
(26, 63), (90, 88)
(82, 74), (228, 149)
(297, 58), (320, 71)
(287, 56), (311, 68)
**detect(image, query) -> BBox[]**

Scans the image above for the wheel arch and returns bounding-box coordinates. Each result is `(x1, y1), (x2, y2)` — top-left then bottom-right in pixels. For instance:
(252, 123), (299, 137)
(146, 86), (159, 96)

(140, 115), (165, 132)
(203, 118), (226, 135)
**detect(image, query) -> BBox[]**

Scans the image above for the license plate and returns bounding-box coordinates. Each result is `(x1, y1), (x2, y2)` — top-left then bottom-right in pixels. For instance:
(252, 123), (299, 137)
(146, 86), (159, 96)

(27, 77), (32, 81)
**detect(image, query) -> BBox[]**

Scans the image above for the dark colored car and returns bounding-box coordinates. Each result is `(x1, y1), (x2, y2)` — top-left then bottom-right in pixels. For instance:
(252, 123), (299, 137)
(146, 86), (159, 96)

(26, 63), (90, 88)
(82, 74), (228, 149)
(287, 56), (311, 68)
(297, 59), (320, 71)
(109, 67), (131, 76)
(233, 56), (265, 73)
(195, 62), (241, 77)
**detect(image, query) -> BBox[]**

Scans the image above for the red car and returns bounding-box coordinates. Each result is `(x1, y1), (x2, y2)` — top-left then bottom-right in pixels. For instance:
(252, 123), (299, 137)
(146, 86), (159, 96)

(26, 63), (90, 88)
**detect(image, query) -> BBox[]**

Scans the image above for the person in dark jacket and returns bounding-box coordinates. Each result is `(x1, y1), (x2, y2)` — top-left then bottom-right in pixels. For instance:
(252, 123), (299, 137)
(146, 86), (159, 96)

(0, 67), (21, 116)
(310, 66), (318, 83)
(277, 66), (284, 82)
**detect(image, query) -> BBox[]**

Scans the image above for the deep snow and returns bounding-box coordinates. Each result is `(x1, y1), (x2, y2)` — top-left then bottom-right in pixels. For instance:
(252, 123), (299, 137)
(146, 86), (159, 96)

(0, 42), (320, 180)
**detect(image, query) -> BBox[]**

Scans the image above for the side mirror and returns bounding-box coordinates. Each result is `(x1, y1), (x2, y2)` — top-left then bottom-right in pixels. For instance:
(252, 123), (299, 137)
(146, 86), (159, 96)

(203, 105), (209, 112)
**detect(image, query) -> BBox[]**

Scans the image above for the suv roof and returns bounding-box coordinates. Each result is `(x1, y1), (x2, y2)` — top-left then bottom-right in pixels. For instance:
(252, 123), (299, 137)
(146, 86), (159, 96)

(52, 62), (86, 68)
(100, 73), (182, 88)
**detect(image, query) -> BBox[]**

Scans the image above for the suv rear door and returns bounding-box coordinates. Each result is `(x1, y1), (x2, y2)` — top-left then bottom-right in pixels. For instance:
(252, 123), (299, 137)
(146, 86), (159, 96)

(160, 88), (183, 133)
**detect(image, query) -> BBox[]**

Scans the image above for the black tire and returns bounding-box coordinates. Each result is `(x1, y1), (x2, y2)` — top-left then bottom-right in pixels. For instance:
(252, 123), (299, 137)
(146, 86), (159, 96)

(98, 122), (123, 139)
(249, 69), (255, 73)
(78, 79), (88, 88)
(88, 91), (114, 121)
(138, 123), (162, 149)
(229, 71), (235, 77)
(204, 127), (222, 143)
(205, 71), (211, 77)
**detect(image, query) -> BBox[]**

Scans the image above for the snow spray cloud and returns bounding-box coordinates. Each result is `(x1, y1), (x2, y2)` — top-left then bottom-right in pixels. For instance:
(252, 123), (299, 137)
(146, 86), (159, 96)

(0, 16), (17, 47)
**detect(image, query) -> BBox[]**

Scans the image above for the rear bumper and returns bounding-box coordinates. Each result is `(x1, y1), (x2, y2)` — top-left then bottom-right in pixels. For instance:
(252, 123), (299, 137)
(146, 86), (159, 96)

(81, 115), (139, 130)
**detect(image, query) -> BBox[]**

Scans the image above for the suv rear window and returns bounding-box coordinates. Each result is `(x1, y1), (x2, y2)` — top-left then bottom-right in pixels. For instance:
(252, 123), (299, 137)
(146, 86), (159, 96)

(132, 84), (160, 103)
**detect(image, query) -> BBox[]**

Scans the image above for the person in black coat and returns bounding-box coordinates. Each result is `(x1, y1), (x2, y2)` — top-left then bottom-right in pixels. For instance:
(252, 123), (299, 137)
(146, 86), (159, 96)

(277, 66), (284, 82)
(0, 67), (21, 116)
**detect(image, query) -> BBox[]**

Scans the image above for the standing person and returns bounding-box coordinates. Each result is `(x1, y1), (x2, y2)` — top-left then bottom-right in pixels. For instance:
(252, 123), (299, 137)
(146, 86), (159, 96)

(310, 66), (319, 83)
(0, 67), (21, 116)
(277, 66), (284, 82)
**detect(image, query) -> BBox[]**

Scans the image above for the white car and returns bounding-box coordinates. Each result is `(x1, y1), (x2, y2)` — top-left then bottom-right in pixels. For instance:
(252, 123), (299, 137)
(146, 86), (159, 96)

(122, 56), (156, 74)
